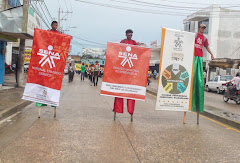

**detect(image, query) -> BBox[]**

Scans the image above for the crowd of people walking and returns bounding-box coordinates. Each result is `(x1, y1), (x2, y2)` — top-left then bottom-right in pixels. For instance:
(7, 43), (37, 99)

(68, 61), (103, 87)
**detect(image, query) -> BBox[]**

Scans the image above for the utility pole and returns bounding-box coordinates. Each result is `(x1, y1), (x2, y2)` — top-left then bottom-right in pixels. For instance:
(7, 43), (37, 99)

(17, 0), (28, 87)
(58, 10), (73, 33)
(58, 8), (61, 31)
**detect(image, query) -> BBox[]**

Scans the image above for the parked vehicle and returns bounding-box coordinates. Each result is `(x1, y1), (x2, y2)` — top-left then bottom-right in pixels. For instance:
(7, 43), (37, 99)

(206, 75), (233, 94)
(24, 63), (29, 73)
(223, 83), (240, 104)
(64, 68), (68, 74)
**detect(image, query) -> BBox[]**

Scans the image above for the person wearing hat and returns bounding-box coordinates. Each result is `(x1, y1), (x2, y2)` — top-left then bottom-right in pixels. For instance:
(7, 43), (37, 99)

(192, 24), (214, 116)
(113, 29), (138, 121)
(93, 61), (100, 86)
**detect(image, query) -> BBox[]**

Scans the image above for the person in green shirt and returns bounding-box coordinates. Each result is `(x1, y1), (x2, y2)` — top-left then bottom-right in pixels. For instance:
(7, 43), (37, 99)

(81, 63), (86, 81)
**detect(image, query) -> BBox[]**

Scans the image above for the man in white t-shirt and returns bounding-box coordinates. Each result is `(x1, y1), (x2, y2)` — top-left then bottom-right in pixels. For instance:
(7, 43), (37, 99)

(228, 72), (240, 95)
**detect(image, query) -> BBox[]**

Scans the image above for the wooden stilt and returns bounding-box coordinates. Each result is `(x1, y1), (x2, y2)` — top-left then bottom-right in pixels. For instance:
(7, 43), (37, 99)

(54, 107), (56, 117)
(197, 111), (199, 124)
(183, 112), (186, 124)
(38, 108), (41, 118)
(114, 111), (116, 121)
(131, 114), (133, 122)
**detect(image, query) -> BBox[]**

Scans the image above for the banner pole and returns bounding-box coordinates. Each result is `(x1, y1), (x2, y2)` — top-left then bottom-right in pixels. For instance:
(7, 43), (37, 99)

(54, 107), (57, 117)
(183, 112), (186, 124)
(197, 111), (200, 124)
(114, 111), (116, 121)
(131, 114), (133, 122)
(38, 108), (41, 118)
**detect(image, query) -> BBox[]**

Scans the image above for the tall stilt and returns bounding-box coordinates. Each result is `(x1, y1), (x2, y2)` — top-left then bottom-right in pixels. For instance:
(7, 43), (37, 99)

(114, 111), (116, 121)
(197, 111), (200, 124)
(183, 112), (186, 124)
(38, 108), (41, 118)
(54, 107), (56, 117)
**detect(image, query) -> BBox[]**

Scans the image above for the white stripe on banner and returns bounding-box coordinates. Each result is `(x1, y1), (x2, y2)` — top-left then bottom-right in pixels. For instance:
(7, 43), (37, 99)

(101, 82), (146, 96)
(22, 83), (60, 106)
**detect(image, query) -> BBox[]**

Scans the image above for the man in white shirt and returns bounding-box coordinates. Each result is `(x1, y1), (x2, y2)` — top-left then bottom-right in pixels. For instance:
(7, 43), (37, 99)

(228, 72), (240, 95)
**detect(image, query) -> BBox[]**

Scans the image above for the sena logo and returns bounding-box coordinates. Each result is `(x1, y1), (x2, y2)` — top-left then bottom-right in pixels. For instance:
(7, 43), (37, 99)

(37, 45), (60, 68)
(118, 46), (138, 68)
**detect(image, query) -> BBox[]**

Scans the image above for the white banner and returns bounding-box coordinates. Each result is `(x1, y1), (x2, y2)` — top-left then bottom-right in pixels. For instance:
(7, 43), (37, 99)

(23, 83), (60, 106)
(101, 82), (146, 96)
(156, 28), (195, 111)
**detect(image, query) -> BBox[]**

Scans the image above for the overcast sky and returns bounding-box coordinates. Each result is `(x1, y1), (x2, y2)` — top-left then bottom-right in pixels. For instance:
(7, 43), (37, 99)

(44, 0), (240, 54)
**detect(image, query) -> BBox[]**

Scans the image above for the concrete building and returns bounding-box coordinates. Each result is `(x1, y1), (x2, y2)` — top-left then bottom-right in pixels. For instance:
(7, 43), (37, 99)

(0, 0), (42, 86)
(82, 48), (106, 58)
(183, 5), (240, 79)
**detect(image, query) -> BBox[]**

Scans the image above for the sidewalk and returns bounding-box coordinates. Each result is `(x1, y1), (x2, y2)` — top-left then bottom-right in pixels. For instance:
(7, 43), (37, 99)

(147, 79), (240, 129)
(0, 73), (31, 121)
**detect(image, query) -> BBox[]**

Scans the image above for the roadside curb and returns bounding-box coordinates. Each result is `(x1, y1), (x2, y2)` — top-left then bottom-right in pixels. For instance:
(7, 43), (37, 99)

(0, 101), (32, 121)
(201, 111), (240, 130)
(146, 88), (240, 129)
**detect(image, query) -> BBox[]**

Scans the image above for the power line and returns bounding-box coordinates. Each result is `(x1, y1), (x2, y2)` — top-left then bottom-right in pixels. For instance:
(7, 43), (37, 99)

(72, 40), (106, 48)
(75, 0), (240, 17)
(63, 0), (69, 11)
(157, 0), (240, 6)
(129, 0), (240, 9)
(56, 0), (63, 10)
(127, 0), (240, 12)
(109, 0), (196, 12)
(75, 0), (189, 16)
(73, 36), (106, 46)
(29, 2), (50, 29)
(38, 3), (53, 27)
(43, 1), (53, 21)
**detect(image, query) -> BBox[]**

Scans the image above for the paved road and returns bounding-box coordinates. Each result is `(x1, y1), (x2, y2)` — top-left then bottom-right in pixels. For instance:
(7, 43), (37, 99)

(0, 75), (239, 162)
(148, 79), (240, 115)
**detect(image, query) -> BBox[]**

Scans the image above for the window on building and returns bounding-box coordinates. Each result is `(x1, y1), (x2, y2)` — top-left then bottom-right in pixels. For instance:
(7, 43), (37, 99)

(198, 19), (209, 34)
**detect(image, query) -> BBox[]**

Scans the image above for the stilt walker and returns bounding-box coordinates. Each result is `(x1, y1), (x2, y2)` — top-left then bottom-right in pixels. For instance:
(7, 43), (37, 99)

(192, 24), (214, 124)
(113, 29), (138, 121)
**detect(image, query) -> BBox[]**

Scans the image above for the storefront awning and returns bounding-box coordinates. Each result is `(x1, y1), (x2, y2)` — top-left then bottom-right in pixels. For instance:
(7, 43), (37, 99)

(0, 5), (42, 40)
(0, 33), (18, 42)
(209, 58), (234, 68)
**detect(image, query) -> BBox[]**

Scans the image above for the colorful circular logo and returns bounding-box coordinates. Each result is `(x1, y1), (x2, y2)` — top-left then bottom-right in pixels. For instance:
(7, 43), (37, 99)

(162, 64), (189, 94)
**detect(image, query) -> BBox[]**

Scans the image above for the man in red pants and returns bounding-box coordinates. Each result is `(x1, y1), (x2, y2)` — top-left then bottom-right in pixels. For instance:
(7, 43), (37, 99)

(113, 29), (138, 121)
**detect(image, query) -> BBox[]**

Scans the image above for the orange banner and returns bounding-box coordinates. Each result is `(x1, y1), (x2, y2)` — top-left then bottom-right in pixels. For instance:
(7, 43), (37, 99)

(22, 29), (72, 106)
(101, 42), (151, 100)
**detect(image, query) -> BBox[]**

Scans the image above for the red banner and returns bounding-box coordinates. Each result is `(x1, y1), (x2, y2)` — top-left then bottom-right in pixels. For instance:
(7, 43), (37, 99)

(101, 42), (151, 100)
(22, 29), (72, 106)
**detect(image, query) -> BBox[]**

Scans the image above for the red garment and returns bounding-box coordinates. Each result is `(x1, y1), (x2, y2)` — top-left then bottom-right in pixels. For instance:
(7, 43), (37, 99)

(120, 39), (138, 45)
(48, 29), (59, 33)
(113, 39), (137, 115)
(114, 97), (135, 114)
(194, 33), (209, 57)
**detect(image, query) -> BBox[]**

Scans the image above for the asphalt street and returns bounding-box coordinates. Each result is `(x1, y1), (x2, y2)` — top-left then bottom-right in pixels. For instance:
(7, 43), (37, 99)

(0, 75), (239, 162)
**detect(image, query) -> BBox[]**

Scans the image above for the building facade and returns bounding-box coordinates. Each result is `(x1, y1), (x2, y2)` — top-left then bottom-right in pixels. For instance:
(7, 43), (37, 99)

(183, 5), (240, 79)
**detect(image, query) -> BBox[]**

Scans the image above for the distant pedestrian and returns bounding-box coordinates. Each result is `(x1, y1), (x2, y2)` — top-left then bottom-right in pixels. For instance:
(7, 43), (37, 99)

(113, 29), (138, 121)
(153, 70), (157, 80)
(192, 24), (214, 113)
(203, 70), (207, 85)
(81, 63), (85, 81)
(93, 61), (100, 86)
